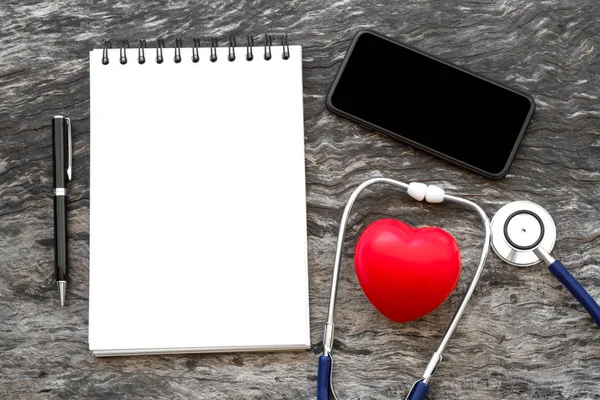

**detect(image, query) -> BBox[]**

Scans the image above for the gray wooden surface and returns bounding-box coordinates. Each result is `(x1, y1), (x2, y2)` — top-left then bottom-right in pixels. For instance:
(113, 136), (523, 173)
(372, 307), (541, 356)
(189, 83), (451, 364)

(1, 0), (599, 399)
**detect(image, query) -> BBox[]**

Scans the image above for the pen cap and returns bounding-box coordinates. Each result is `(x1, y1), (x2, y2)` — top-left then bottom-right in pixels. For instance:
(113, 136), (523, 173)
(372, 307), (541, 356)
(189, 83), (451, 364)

(52, 116), (69, 188)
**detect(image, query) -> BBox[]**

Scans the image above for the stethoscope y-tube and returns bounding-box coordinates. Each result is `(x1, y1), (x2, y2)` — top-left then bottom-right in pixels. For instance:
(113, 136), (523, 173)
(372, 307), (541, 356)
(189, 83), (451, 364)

(318, 178), (492, 400)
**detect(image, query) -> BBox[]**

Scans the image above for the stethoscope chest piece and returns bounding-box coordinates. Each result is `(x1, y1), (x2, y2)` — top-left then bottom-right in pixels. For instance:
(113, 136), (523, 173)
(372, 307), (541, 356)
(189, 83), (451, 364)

(491, 200), (600, 328)
(491, 200), (556, 267)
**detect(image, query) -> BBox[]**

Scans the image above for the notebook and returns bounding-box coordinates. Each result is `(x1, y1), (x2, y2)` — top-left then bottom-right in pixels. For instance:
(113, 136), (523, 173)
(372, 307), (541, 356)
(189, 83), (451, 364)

(88, 35), (310, 357)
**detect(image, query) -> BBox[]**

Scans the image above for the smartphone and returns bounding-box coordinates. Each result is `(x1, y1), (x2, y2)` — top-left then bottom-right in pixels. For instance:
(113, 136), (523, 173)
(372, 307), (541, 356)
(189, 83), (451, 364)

(326, 30), (535, 179)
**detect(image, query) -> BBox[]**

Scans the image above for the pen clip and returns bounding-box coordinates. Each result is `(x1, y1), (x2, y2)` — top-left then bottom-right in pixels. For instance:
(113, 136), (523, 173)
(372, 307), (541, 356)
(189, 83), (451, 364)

(65, 117), (72, 181)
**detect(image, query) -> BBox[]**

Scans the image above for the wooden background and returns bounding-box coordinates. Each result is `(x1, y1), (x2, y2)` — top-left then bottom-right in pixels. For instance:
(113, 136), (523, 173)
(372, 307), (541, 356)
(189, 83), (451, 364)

(1, 0), (599, 398)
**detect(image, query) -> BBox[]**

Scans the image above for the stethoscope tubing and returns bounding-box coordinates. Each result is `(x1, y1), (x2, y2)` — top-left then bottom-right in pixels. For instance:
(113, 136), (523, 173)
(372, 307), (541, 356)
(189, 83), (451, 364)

(318, 178), (491, 400)
(542, 254), (600, 327)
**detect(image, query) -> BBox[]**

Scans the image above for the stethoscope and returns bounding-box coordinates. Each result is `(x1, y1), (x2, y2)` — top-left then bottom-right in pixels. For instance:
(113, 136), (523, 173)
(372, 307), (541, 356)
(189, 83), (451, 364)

(317, 178), (600, 400)
(317, 178), (492, 400)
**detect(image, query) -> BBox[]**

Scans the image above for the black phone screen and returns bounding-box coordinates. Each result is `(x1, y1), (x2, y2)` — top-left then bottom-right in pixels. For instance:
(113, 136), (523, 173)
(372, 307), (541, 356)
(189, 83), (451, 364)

(328, 31), (535, 178)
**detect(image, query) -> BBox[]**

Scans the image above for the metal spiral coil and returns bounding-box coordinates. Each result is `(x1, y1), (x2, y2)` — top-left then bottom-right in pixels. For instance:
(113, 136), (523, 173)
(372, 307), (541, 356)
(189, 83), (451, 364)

(210, 37), (219, 62)
(156, 38), (165, 64)
(264, 34), (272, 60)
(281, 34), (290, 60)
(246, 35), (254, 61)
(100, 35), (291, 64)
(119, 40), (129, 64)
(228, 36), (236, 62)
(101, 40), (112, 65)
(138, 39), (147, 64)
(192, 38), (200, 63)
(174, 38), (182, 63)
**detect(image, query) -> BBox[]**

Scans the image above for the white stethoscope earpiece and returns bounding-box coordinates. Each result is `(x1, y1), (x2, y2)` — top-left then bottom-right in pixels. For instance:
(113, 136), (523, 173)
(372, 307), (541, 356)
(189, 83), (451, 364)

(407, 181), (445, 203)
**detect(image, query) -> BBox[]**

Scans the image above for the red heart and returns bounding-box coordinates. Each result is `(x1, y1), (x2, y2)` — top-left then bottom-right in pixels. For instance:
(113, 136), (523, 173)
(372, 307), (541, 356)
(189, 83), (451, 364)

(354, 219), (461, 322)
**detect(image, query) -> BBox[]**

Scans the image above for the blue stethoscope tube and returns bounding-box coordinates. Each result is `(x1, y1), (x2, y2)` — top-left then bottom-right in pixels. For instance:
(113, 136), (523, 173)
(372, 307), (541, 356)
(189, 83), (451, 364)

(317, 178), (492, 400)
(549, 259), (600, 326)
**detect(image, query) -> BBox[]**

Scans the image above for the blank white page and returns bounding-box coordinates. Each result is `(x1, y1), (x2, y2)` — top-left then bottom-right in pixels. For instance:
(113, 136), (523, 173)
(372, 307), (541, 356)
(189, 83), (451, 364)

(88, 45), (309, 356)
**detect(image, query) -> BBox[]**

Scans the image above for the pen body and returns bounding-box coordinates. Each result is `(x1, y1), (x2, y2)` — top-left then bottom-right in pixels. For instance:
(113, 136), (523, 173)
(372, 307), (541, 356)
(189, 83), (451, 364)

(54, 195), (68, 281)
(52, 117), (68, 282)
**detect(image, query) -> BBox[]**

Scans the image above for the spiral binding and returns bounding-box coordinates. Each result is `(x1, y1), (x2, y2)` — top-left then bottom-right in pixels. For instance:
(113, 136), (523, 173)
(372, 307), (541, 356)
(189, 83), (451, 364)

(246, 35), (254, 61)
(264, 34), (272, 60)
(101, 34), (291, 64)
(120, 40), (129, 64)
(282, 34), (290, 60)
(228, 37), (236, 62)
(156, 38), (165, 64)
(138, 39), (147, 64)
(102, 40), (111, 65)
(192, 38), (200, 63)
(210, 37), (218, 62)
(174, 38), (182, 63)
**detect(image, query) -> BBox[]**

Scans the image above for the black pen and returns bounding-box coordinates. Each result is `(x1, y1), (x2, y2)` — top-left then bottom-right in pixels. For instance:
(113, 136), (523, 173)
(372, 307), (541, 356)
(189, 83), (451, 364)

(52, 115), (72, 307)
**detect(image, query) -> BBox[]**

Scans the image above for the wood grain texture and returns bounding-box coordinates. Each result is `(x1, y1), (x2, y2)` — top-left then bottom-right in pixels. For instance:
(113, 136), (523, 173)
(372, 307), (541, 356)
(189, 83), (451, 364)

(1, 0), (599, 398)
